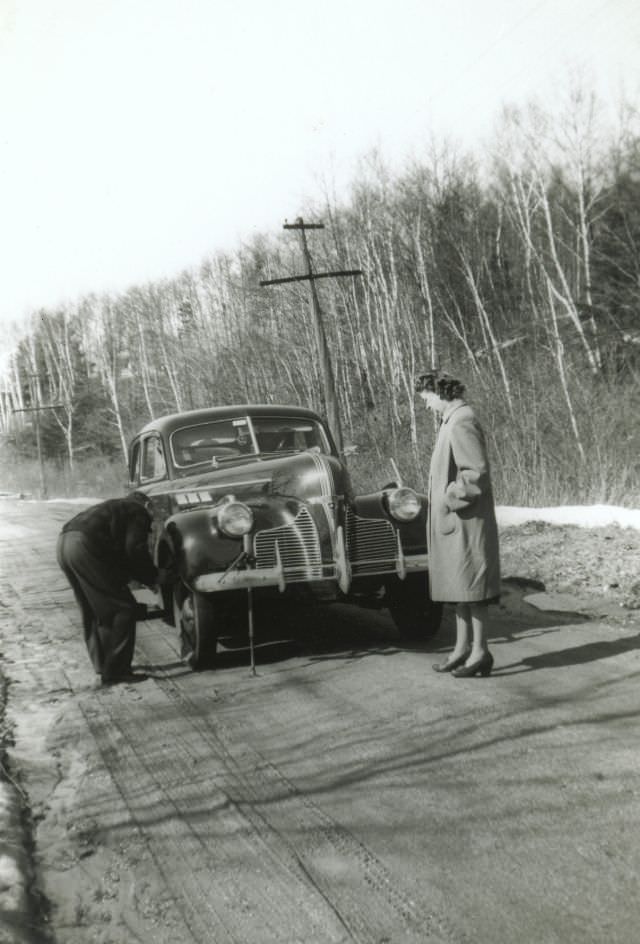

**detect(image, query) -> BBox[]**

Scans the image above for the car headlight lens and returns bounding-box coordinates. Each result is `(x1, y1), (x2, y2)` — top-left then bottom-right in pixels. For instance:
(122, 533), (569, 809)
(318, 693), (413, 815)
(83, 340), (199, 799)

(387, 487), (421, 522)
(217, 501), (254, 537)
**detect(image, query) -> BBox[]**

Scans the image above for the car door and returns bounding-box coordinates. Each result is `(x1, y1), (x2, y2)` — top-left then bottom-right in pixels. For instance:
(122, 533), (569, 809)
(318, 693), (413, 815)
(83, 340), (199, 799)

(136, 433), (170, 560)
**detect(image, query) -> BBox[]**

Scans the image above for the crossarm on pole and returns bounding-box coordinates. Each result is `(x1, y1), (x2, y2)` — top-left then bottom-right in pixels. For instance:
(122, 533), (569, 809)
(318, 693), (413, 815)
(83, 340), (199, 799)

(260, 269), (362, 287)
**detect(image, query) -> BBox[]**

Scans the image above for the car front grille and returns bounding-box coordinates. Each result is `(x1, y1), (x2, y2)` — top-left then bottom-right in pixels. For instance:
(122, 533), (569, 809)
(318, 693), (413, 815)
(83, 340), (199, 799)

(254, 506), (324, 582)
(345, 508), (399, 576)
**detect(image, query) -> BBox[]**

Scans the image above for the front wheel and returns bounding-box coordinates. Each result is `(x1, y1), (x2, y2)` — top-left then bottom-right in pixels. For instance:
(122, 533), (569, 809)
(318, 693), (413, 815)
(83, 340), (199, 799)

(387, 573), (443, 642)
(173, 582), (219, 670)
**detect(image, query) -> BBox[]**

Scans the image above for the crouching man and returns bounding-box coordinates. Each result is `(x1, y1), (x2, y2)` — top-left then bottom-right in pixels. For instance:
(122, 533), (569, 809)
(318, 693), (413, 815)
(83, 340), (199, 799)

(56, 494), (159, 685)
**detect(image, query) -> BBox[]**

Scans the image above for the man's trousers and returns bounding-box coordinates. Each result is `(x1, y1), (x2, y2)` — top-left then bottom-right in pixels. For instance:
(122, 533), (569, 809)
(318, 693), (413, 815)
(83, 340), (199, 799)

(56, 530), (140, 681)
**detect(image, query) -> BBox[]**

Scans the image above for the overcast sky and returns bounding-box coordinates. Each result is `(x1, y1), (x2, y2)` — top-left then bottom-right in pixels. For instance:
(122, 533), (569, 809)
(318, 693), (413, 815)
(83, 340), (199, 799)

(1, 0), (638, 355)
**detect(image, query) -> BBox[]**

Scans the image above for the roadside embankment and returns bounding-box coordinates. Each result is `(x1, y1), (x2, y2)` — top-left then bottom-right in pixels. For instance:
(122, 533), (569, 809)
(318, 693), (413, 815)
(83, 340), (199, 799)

(0, 671), (39, 944)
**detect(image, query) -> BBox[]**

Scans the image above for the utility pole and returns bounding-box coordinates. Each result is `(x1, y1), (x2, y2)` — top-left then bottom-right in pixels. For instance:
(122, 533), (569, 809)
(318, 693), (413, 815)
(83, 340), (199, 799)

(178, 299), (195, 410)
(12, 374), (63, 500)
(260, 217), (362, 453)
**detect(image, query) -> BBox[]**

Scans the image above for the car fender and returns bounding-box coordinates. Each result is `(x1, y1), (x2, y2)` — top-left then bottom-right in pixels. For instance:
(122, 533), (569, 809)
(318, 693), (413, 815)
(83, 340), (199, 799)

(351, 489), (428, 552)
(158, 496), (304, 584)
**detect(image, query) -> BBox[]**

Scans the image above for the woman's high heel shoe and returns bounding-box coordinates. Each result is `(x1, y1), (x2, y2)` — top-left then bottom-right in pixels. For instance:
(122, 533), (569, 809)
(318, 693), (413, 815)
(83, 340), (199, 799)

(452, 651), (494, 678)
(432, 650), (471, 673)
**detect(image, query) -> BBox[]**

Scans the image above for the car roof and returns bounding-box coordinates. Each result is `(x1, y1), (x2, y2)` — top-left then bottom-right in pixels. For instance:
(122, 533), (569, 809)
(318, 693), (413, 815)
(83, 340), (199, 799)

(134, 404), (325, 439)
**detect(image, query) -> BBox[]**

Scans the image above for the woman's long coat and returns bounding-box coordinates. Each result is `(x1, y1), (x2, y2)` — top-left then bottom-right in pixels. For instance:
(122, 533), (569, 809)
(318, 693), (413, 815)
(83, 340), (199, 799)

(427, 400), (500, 603)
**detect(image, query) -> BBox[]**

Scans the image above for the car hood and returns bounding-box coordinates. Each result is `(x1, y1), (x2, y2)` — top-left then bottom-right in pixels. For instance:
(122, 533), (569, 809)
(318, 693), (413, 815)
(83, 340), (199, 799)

(146, 451), (351, 511)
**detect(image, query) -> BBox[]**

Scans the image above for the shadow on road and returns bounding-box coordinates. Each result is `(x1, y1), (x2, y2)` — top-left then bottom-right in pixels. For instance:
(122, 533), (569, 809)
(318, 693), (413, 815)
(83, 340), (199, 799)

(216, 608), (404, 669)
(496, 632), (640, 674)
(141, 574), (607, 675)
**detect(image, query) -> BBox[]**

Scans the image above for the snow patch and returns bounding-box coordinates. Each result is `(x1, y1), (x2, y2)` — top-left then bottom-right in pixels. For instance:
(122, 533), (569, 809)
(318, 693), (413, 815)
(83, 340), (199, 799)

(497, 505), (640, 531)
(1, 524), (35, 539)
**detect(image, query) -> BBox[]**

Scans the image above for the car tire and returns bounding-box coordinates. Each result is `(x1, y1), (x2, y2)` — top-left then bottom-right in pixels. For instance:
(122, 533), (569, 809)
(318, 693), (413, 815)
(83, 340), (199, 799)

(387, 574), (443, 641)
(389, 599), (443, 641)
(173, 582), (219, 670)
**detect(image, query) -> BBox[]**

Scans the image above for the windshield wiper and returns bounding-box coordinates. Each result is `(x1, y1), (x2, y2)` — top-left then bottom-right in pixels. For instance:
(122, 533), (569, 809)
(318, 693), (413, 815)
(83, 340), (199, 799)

(210, 453), (256, 468)
(257, 449), (300, 458)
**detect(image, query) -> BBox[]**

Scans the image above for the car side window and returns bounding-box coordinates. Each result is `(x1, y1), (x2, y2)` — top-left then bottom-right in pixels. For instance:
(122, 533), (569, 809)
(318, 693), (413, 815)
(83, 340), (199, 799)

(140, 435), (167, 482)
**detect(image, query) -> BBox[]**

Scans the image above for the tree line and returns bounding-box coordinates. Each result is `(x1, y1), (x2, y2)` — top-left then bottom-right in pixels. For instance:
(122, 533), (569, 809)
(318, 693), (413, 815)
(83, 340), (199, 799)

(2, 87), (640, 505)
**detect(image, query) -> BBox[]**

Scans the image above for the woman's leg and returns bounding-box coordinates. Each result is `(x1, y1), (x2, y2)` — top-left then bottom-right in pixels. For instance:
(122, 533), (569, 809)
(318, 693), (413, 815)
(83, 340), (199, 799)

(452, 603), (472, 658)
(432, 603), (471, 672)
(469, 603), (490, 661)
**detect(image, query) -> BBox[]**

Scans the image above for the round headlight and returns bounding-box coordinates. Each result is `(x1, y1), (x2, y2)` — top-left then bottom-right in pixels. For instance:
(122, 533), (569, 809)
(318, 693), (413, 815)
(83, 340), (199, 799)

(388, 487), (421, 522)
(217, 501), (254, 537)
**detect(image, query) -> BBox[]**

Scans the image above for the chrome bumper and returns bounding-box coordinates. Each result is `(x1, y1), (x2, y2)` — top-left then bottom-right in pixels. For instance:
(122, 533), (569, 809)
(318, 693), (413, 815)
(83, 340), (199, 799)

(194, 566), (289, 593)
(192, 551), (428, 594)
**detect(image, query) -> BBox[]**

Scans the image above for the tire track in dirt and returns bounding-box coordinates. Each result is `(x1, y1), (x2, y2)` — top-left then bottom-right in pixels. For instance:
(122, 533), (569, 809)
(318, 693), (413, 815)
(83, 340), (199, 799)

(79, 686), (354, 943)
(124, 631), (465, 944)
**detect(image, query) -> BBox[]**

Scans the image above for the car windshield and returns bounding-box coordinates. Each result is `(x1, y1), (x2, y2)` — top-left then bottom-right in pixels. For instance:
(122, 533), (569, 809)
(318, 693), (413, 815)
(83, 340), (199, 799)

(251, 416), (329, 456)
(170, 415), (330, 469)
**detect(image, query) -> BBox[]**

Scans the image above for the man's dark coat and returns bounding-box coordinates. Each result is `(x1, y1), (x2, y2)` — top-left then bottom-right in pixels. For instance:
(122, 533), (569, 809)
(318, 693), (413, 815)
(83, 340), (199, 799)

(57, 498), (158, 681)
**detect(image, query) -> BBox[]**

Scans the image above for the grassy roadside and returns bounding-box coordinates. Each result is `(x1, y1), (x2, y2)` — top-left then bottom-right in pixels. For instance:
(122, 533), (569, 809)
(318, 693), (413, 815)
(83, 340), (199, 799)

(0, 455), (127, 501)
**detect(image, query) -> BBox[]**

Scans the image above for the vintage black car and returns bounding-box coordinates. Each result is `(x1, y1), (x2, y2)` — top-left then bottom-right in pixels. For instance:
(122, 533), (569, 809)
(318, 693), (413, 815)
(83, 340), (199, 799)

(127, 405), (442, 668)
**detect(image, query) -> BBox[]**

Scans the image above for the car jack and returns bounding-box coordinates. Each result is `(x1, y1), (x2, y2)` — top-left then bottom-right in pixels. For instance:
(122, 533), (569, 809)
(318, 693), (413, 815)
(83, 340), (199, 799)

(219, 534), (259, 676)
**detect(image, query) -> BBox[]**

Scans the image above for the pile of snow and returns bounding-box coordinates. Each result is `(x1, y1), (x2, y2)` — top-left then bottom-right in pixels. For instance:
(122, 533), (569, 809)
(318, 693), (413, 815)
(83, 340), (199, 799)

(496, 504), (640, 530)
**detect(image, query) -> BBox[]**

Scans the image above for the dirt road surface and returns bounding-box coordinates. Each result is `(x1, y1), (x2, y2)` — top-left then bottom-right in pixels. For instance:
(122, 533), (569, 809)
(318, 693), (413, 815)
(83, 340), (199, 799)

(1, 500), (640, 944)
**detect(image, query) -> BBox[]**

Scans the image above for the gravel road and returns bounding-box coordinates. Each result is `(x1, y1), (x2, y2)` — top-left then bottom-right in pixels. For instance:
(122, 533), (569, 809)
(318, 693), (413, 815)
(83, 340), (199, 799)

(1, 500), (640, 944)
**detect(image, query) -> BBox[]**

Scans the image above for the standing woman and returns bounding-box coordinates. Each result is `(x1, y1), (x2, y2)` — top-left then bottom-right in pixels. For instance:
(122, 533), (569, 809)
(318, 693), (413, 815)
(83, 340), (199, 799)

(417, 371), (500, 677)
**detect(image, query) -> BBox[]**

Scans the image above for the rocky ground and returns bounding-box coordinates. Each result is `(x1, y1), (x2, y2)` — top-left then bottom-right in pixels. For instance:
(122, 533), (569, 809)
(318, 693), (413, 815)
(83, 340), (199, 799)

(499, 520), (640, 613)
